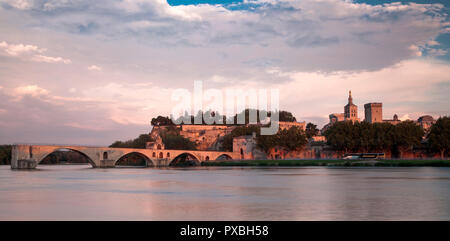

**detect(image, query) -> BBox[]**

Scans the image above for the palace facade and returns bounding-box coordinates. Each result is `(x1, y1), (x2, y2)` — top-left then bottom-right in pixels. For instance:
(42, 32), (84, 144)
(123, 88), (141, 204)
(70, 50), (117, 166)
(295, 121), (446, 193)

(323, 91), (436, 132)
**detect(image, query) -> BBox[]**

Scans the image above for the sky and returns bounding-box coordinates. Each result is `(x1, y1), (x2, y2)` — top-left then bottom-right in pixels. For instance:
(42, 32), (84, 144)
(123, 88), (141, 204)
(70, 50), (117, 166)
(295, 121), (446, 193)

(0, 0), (449, 145)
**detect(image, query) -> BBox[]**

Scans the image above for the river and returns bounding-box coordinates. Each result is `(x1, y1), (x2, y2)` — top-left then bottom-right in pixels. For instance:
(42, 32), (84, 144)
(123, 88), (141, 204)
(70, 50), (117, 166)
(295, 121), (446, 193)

(1, 165), (449, 220)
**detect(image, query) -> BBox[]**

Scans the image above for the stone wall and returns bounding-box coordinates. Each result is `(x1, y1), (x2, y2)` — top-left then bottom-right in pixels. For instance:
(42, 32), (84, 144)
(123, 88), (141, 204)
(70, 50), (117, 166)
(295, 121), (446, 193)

(279, 121), (306, 131)
(180, 126), (234, 150)
(150, 124), (235, 151)
(233, 136), (255, 159)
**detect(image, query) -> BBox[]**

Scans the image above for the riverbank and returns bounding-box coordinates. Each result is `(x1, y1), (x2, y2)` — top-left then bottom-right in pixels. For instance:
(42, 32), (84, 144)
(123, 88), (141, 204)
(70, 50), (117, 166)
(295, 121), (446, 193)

(201, 159), (450, 167)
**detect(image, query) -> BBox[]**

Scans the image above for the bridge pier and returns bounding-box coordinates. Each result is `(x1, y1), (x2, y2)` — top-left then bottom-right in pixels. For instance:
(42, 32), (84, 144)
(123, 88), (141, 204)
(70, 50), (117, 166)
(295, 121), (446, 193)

(11, 145), (37, 169)
(12, 159), (37, 169)
(99, 159), (115, 168)
(154, 158), (170, 167)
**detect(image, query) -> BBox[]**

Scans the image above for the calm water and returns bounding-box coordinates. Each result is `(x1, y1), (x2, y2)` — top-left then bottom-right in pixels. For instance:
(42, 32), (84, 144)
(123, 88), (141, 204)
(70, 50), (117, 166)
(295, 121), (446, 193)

(1, 165), (450, 220)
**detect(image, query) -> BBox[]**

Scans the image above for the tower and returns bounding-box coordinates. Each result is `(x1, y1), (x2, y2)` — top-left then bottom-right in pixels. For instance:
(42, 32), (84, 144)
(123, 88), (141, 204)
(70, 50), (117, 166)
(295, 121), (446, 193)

(364, 103), (383, 123)
(344, 91), (358, 122)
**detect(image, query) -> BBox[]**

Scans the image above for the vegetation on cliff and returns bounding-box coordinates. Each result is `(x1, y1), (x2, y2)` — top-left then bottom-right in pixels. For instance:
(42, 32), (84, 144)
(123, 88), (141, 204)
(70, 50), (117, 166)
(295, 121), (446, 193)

(277, 110), (297, 122)
(110, 134), (154, 148)
(159, 126), (197, 150)
(157, 109), (298, 126)
(151, 116), (174, 126)
(227, 109), (297, 124)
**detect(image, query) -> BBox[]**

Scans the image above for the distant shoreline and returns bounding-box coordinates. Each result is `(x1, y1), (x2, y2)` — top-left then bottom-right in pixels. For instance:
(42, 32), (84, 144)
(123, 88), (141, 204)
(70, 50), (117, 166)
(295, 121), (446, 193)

(201, 159), (450, 167)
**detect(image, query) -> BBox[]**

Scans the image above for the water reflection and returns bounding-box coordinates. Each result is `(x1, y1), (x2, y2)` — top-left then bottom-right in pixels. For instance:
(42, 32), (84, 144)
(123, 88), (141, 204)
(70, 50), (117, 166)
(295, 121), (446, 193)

(0, 165), (449, 220)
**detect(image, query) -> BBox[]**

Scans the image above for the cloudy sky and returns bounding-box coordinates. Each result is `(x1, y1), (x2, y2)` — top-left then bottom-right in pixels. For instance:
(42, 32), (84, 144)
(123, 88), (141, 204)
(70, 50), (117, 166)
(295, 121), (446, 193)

(0, 0), (449, 145)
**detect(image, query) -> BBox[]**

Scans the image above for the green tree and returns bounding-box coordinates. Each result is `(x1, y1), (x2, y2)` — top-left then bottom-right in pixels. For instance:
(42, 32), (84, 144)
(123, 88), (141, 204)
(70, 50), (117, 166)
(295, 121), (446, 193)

(256, 133), (278, 153)
(324, 121), (358, 154)
(428, 116), (450, 159)
(393, 120), (424, 158)
(370, 122), (396, 153)
(355, 121), (373, 153)
(276, 110), (297, 122)
(305, 122), (319, 139)
(277, 126), (307, 151)
(151, 116), (174, 126)
(0, 145), (12, 165)
(229, 109), (268, 125)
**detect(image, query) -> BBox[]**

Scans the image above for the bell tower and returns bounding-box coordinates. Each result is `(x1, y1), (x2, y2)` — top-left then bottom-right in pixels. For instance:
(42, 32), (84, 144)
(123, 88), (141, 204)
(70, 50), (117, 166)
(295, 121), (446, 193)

(344, 90), (358, 122)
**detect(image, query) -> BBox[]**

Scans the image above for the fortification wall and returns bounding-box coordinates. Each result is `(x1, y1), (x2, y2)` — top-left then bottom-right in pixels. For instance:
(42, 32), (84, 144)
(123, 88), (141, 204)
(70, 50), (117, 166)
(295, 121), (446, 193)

(150, 125), (235, 151)
(279, 121), (306, 131)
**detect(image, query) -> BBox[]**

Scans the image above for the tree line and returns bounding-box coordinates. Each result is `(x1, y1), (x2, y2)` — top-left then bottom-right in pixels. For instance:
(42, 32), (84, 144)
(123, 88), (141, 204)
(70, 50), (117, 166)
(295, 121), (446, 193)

(152, 109), (298, 126)
(0, 145), (11, 165)
(324, 116), (449, 158)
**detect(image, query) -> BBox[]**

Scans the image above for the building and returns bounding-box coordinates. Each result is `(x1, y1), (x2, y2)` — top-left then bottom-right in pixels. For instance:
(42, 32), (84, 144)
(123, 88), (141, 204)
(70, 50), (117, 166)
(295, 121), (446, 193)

(364, 103), (383, 123)
(383, 114), (401, 125)
(344, 91), (359, 122)
(322, 91), (359, 133)
(309, 135), (326, 143)
(233, 134), (256, 160)
(364, 101), (402, 125)
(321, 113), (344, 133)
(329, 113), (345, 124)
(232, 132), (267, 160)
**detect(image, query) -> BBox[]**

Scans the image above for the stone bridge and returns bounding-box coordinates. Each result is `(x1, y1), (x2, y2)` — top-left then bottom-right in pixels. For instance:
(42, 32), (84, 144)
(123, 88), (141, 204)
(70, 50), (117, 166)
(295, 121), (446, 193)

(11, 144), (239, 169)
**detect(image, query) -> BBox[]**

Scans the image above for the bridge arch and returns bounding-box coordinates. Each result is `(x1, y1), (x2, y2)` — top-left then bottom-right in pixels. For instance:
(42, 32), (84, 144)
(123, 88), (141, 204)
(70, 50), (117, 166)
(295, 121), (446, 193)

(169, 152), (201, 166)
(37, 148), (97, 167)
(215, 154), (232, 160)
(115, 152), (154, 167)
